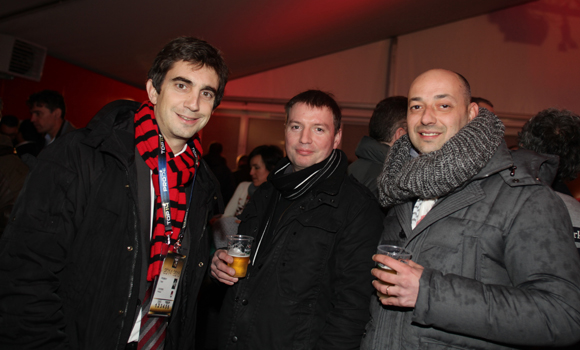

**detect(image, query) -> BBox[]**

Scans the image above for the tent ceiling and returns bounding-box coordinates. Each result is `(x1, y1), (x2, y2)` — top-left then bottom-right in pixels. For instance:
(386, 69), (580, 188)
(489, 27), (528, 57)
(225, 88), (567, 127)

(0, 0), (533, 88)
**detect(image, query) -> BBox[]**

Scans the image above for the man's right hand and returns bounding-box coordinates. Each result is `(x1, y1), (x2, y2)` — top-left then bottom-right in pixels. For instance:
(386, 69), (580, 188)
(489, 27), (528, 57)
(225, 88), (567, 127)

(210, 249), (239, 285)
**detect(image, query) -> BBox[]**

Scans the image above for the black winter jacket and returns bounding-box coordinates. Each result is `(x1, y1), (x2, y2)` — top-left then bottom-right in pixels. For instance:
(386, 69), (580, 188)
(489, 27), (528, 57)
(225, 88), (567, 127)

(218, 160), (384, 350)
(0, 100), (221, 349)
(347, 136), (390, 198)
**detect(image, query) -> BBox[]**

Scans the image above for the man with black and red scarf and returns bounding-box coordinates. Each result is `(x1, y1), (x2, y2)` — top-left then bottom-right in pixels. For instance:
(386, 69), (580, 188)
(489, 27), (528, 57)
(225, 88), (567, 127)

(0, 37), (228, 350)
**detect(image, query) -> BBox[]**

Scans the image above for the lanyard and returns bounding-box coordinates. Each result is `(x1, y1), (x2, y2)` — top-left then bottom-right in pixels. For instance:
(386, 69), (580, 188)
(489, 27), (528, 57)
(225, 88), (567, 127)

(157, 134), (199, 254)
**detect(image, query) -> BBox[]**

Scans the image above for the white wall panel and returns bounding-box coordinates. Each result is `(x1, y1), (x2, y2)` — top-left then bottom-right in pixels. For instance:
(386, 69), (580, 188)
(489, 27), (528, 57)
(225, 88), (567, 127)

(225, 40), (390, 104)
(393, 0), (580, 117)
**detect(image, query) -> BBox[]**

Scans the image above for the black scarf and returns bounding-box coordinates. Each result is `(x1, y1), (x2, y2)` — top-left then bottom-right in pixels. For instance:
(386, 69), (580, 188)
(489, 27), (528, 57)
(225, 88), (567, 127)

(251, 150), (346, 263)
(378, 108), (505, 207)
(270, 149), (344, 200)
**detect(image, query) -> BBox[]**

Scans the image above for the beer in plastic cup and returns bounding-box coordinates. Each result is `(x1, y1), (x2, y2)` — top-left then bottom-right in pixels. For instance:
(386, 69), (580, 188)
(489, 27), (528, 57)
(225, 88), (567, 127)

(376, 245), (412, 299)
(226, 235), (254, 278)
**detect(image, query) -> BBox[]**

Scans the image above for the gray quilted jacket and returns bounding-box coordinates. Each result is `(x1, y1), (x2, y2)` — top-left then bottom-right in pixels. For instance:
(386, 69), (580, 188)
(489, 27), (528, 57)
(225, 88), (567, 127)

(361, 144), (580, 349)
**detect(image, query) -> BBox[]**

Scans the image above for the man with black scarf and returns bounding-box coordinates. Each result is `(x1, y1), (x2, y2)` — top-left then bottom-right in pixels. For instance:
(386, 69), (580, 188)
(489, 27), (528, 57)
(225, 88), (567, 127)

(361, 69), (580, 349)
(211, 90), (383, 350)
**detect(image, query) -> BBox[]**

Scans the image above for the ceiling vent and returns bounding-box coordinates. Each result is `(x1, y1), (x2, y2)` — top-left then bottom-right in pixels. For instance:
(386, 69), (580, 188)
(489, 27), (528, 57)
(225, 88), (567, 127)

(0, 34), (47, 81)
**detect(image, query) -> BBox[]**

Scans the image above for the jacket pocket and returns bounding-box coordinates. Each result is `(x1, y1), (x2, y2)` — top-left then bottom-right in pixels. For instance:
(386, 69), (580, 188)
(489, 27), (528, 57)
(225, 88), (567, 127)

(276, 211), (341, 301)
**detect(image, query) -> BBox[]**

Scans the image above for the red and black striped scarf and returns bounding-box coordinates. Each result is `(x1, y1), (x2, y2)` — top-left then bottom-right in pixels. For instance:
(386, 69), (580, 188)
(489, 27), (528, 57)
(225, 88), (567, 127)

(134, 101), (202, 281)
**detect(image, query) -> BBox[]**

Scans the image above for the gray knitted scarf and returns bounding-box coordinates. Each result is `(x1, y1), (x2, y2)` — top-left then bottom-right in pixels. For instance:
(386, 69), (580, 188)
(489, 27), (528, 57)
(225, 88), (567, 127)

(378, 108), (505, 207)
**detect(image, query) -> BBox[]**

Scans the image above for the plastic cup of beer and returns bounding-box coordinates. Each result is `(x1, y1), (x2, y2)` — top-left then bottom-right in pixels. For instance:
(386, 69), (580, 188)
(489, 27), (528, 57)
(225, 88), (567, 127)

(226, 235), (254, 278)
(376, 245), (412, 299)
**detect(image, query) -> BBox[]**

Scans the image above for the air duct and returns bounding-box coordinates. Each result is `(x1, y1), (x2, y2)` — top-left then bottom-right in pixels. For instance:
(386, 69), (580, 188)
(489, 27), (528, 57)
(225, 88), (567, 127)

(0, 34), (46, 81)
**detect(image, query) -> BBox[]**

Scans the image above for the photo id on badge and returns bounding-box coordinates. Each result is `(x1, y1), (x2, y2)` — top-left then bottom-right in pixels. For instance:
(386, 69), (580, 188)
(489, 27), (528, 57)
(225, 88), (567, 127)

(148, 252), (187, 317)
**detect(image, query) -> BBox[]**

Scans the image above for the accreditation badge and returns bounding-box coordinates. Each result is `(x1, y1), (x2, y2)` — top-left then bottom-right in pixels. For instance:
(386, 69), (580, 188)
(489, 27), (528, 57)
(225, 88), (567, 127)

(148, 252), (187, 317)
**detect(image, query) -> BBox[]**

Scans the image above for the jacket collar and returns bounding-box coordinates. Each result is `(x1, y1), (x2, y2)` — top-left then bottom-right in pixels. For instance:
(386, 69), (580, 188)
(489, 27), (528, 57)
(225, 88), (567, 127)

(472, 141), (558, 187)
(354, 136), (391, 164)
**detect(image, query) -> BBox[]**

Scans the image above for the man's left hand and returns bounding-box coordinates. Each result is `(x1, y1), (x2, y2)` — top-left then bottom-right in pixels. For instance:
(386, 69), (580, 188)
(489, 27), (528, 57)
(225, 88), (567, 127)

(371, 254), (424, 307)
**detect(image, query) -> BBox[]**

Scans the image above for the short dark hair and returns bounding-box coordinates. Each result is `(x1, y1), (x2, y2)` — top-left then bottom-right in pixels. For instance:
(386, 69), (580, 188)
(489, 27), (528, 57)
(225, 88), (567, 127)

(148, 37), (229, 110)
(0, 115), (18, 128)
(471, 97), (494, 108)
(26, 90), (66, 119)
(519, 108), (580, 181)
(18, 119), (41, 142)
(369, 96), (407, 143)
(454, 71), (471, 106)
(249, 145), (284, 172)
(285, 90), (341, 134)
(208, 142), (223, 154)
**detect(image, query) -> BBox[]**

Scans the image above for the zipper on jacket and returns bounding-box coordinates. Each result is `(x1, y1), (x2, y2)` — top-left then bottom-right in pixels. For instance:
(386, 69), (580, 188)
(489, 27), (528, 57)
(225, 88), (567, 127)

(251, 192), (283, 269)
(115, 169), (140, 348)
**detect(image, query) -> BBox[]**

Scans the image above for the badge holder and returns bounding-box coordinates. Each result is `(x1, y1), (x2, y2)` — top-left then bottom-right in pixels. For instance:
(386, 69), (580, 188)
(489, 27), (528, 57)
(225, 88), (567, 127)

(148, 251), (187, 317)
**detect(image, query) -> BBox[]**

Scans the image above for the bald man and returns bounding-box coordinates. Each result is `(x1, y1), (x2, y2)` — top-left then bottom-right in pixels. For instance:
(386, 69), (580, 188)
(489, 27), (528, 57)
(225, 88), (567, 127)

(361, 69), (580, 349)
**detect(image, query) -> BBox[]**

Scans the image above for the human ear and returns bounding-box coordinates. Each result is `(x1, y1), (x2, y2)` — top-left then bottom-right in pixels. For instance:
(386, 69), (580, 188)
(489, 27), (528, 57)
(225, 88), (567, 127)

(146, 79), (159, 105)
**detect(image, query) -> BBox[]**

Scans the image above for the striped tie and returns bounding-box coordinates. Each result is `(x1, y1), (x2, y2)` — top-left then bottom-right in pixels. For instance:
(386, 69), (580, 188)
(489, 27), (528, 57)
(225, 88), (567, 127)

(138, 282), (167, 350)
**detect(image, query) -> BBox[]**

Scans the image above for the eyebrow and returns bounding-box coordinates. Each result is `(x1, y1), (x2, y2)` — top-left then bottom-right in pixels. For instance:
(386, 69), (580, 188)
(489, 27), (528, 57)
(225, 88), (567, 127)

(171, 76), (218, 94)
(172, 76), (192, 85)
(409, 94), (453, 102)
(204, 86), (218, 94)
(288, 120), (331, 129)
(314, 123), (330, 128)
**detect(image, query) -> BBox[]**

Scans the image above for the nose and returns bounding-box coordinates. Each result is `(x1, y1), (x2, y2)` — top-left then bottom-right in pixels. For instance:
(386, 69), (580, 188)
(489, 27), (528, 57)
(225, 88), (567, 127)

(299, 128), (312, 144)
(420, 107), (437, 125)
(250, 168), (256, 177)
(184, 92), (200, 112)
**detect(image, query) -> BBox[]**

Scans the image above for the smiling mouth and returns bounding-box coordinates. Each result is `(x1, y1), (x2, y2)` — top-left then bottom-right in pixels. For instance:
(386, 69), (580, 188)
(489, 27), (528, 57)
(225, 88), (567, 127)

(420, 132), (439, 136)
(178, 114), (198, 122)
(177, 113), (200, 123)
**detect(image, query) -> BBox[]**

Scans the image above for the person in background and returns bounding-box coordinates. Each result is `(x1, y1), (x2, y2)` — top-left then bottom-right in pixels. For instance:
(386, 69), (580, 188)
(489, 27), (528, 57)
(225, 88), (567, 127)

(519, 108), (580, 255)
(12, 119), (43, 170)
(212, 145), (284, 250)
(15, 119), (43, 158)
(27, 89), (75, 149)
(0, 134), (28, 236)
(0, 115), (19, 145)
(348, 96), (407, 198)
(361, 69), (580, 349)
(471, 96), (495, 113)
(203, 142), (236, 203)
(224, 145), (283, 217)
(233, 154), (252, 185)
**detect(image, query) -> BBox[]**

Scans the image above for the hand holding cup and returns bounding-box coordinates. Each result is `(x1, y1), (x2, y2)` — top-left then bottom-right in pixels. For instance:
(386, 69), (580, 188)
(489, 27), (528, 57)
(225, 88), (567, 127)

(373, 245), (412, 299)
(210, 235), (254, 285)
(372, 245), (424, 308)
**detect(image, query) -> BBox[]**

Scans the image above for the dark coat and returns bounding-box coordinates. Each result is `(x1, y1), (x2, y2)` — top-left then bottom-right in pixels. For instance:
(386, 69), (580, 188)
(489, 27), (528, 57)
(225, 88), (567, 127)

(218, 162), (384, 350)
(361, 145), (580, 349)
(347, 136), (390, 198)
(0, 100), (221, 350)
